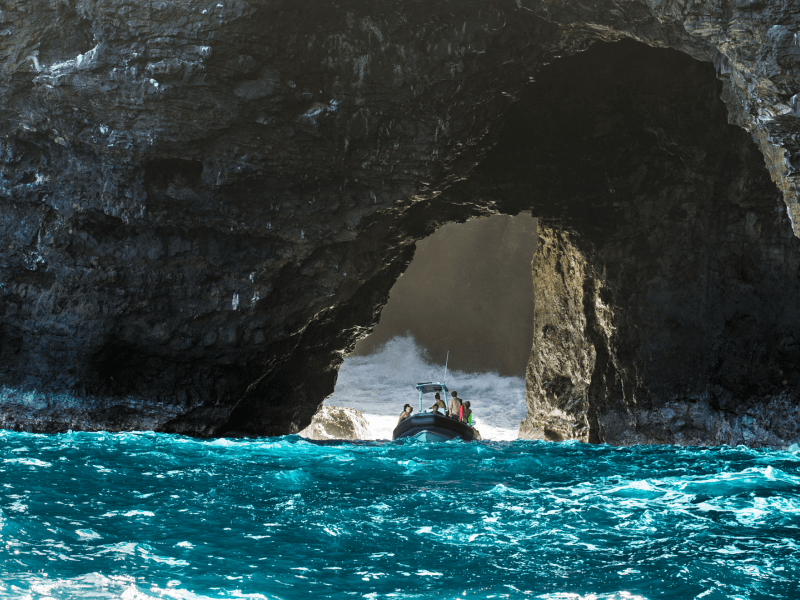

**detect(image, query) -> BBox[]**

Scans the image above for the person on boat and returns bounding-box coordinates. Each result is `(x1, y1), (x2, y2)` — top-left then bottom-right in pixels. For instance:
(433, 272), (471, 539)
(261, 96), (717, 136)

(429, 403), (441, 415)
(462, 401), (472, 425)
(398, 404), (413, 425)
(432, 393), (447, 413)
(449, 391), (462, 420)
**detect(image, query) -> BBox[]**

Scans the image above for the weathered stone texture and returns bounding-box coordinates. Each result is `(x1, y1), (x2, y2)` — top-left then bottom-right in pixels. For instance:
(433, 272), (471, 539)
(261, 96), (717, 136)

(519, 228), (594, 443)
(1, 1), (800, 442)
(512, 43), (800, 447)
(298, 405), (370, 441)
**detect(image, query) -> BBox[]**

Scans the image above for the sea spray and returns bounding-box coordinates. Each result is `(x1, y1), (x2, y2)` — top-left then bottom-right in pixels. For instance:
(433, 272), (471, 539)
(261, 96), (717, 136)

(1, 431), (799, 599)
(325, 335), (527, 440)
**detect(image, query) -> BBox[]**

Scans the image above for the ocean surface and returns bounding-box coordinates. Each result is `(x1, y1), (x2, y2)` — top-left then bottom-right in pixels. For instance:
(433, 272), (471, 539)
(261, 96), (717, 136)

(2, 431), (799, 599)
(324, 336), (527, 440)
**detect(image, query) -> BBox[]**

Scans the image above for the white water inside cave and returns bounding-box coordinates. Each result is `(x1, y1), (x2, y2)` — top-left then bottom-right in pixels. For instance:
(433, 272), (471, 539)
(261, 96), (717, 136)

(324, 335), (527, 440)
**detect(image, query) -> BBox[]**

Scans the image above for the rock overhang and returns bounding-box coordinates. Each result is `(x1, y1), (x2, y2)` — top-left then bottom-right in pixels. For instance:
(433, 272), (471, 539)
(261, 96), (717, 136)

(1, 0), (799, 440)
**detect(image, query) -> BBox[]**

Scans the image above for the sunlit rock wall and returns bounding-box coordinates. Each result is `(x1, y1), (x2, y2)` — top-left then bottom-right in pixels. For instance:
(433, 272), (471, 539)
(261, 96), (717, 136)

(1, 0), (800, 440)
(519, 228), (594, 443)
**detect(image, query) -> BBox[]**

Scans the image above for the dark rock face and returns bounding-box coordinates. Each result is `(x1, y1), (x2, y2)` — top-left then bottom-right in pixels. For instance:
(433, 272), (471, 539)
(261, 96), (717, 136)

(512, 43), (800, 446)
(1, 0), (800, 442)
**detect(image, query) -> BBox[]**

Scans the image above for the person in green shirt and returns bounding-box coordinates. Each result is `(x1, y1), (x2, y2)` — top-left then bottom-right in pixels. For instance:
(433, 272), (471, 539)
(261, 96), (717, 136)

(462, 401), (473, 425)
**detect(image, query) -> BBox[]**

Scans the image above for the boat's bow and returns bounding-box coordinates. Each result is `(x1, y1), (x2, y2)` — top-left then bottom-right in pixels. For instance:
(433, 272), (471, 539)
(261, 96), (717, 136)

(392, 413), (477, 441)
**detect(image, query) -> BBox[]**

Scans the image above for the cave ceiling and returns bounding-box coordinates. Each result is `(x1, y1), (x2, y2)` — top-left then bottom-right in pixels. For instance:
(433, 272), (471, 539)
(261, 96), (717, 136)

(1, 0), (799, 441)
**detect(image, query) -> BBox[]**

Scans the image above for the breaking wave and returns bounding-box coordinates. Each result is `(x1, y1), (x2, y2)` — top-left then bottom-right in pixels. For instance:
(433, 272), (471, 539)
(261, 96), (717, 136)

(325, 335), (527, 440)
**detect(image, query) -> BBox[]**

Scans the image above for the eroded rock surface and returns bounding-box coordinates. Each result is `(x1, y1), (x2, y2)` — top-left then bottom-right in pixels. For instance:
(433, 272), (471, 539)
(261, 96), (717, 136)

(514, 44), (800, 447)
(298, 405), (370, 441)
(1, 1), (800, 442)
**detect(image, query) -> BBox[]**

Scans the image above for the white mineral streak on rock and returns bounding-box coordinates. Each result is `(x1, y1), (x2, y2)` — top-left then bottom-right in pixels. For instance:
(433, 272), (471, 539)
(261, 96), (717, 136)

(231, 293), (239, 310)
(353, 55), (369, 86)
(360, 17), (383, 44)
(76, 45), (98, 69)
(26, 52), (41, 72)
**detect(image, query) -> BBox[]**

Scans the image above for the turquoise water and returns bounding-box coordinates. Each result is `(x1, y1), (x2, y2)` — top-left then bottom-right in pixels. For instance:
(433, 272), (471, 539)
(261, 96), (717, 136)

(1, 432), (799, 599)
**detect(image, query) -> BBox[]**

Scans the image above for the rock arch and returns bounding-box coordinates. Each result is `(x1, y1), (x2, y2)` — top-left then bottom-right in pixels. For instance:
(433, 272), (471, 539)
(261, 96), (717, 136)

(1, 0), (799, 442)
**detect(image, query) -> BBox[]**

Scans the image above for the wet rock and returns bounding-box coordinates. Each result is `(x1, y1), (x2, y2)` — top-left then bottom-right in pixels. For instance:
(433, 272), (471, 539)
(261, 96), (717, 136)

(298, 406), (370, 441)
(516, 44), (800, 447)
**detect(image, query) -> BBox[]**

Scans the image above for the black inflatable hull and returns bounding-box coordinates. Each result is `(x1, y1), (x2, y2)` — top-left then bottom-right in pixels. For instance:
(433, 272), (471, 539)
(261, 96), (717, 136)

(392, 413), (477, 441)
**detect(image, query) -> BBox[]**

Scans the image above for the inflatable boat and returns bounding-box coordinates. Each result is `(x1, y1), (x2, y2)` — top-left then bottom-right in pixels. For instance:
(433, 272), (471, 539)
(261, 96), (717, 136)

(392, 382), (479, 442)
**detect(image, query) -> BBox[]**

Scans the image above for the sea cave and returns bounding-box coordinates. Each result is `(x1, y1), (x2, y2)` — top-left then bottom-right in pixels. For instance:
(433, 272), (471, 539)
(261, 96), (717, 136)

(1, 0), (800, 446)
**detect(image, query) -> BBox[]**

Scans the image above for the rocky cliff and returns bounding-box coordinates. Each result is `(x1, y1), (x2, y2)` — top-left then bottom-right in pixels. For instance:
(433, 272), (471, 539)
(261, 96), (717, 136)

(2, 0), (800, 442)
(514, 42), (800, 446)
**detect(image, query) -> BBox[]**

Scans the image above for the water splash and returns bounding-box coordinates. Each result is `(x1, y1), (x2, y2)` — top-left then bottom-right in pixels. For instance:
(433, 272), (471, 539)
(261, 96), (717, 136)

(326, 335), (527, 440)
(2, 431), (799, 599)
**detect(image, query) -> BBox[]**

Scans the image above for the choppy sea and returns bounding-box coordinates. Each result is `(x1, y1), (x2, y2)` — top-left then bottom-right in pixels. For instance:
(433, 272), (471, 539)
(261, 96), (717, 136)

(2, 336), (799, 598)
(2, 431), (799, 599)
(324, 336), (528, 440)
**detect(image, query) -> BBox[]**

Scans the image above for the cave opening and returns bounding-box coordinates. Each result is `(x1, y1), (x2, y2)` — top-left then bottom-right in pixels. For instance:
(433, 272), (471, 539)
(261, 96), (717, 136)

(320, 213), (537, 440)
(5, 27), (800, 447)
(352, 213), (538, 378)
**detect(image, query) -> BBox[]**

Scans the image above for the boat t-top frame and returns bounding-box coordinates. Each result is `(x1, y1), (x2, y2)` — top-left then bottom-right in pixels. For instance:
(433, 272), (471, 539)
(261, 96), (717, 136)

(415, 351), (450, 413)
(415, 382), (449, 413)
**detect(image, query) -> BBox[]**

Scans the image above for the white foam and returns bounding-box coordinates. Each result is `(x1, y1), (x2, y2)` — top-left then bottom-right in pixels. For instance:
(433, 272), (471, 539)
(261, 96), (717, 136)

(360, 413), (397, 440)
(325, 335), (526, 440)
(3, 457), (52, 467)
(76, 529), (102, 540)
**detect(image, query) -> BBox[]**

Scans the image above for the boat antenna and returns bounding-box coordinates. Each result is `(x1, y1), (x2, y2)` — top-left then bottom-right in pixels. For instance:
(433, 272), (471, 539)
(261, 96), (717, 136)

(443, 351), (449, 386)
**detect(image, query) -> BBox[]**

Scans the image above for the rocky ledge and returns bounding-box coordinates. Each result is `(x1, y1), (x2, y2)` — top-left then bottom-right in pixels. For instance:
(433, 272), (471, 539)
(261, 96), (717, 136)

(2, 0), (800, 444)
